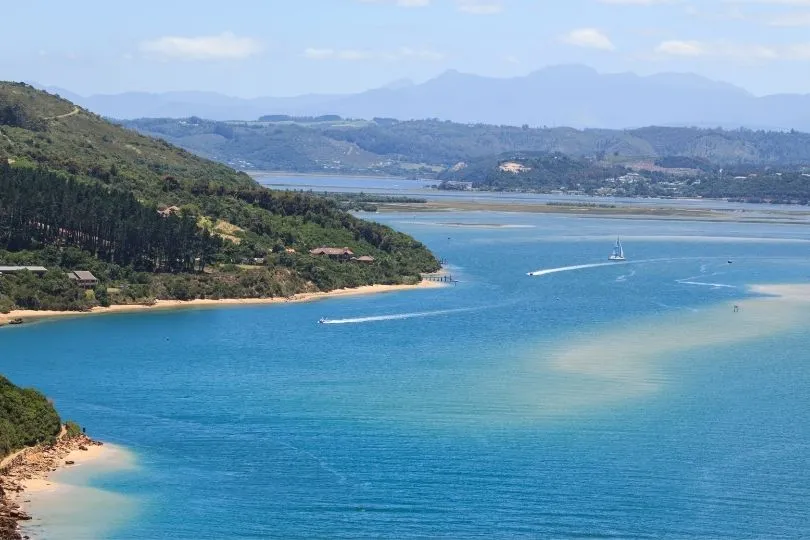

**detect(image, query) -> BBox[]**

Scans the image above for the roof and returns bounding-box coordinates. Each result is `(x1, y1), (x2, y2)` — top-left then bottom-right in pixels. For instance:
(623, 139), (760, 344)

(0, 266), (48, 273)
(309, 247), (354, 256)
(355, 256), (375, 262)
(69, 270), (98, 281)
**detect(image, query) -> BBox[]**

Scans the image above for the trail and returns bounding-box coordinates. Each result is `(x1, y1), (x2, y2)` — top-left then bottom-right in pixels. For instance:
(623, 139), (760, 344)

(320, 307), (480, 325)
(45, 106), (79, 120)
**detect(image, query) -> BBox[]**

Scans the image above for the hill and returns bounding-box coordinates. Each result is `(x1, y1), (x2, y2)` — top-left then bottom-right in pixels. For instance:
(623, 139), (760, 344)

(122, 116), (810, 180)
(438, 152), (810, 204)
(0, 375), (61, 458)
(0, 82), (440, 313)
(48, 65), (810, 131)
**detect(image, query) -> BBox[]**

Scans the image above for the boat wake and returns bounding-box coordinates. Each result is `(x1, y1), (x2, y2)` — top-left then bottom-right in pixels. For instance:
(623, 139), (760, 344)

(527, 261), (628, 277)
(677, 280), (737, 289)
(615, 269), (636, 283)
(320, 307), (478, 325)
(526, 257), (715, 278)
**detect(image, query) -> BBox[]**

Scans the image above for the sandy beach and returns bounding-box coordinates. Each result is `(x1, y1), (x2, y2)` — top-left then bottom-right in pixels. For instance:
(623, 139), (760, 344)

(0, 280), (443, 327)
(0, 430), (116, 540)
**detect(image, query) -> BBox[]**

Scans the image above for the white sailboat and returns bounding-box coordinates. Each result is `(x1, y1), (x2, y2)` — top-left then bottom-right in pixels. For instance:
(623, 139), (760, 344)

(609, 237), (625, 261)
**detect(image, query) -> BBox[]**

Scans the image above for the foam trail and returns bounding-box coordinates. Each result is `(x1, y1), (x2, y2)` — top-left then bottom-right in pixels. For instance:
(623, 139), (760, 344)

(616, 269), (636, 283)
(321, 307), (478, 325)
(526, 257), (714, 278)
(677, 280), (737, 289)
(527, 261), (627, 277)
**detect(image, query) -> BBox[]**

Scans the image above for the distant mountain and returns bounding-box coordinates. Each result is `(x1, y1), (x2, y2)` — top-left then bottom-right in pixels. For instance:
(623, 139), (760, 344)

(39, 65), (810, 130)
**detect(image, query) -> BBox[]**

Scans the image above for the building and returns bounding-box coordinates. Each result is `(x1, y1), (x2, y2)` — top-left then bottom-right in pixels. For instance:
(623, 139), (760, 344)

(309, 247), (354, 260)
(0, 266), (48, 275)
(67, 271), (98, 288)
(353, 256), (375, 263)
(158, 206), (181, 218)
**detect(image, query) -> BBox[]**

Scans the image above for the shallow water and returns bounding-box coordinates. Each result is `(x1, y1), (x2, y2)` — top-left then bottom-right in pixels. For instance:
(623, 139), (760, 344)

(3, 212), (810, 538)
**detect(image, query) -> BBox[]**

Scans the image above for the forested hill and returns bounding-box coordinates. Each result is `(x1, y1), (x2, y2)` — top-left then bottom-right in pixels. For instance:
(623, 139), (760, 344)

(0, 375), (61, 457)
(123, 116), (810, 177)
(0, 82), (439, 313)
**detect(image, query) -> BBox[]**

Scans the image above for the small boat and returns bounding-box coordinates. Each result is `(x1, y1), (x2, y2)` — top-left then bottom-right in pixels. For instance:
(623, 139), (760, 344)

(608, 237), (625, 261)
(318, 318), (326, 324)
(8, 318), (23, 325)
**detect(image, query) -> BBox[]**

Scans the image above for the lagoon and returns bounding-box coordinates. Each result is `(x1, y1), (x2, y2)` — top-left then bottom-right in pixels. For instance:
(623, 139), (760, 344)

(3, 211), (810, 538)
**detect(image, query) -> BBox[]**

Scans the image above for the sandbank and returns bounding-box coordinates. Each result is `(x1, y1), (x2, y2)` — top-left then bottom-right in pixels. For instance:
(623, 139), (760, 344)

(0, 280), (443, 326)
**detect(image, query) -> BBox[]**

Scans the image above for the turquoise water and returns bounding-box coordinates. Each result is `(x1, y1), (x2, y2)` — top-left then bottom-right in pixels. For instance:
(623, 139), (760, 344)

(4, 212), (810, 538)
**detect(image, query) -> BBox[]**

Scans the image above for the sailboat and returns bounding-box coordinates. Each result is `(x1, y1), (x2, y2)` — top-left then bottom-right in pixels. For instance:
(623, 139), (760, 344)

(608, 237), (625, 261)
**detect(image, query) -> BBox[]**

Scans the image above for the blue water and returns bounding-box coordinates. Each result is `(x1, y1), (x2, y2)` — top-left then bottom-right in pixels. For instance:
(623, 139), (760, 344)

(4, 212), (810, 538)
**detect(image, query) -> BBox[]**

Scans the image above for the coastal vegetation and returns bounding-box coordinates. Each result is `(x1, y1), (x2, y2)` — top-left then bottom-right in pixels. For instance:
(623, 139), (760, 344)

(0, 82), (440, 314)
(123, 115), (810, 203)
(0, 376), (61, 458)
(124, 116), (810, 172)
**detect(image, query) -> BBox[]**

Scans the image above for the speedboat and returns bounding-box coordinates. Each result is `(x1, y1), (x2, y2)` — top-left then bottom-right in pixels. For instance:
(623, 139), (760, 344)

(318, 318), (326, 324)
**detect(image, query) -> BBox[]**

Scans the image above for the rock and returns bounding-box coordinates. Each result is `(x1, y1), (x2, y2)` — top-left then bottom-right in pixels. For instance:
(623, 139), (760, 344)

(78, 445), (88, 451)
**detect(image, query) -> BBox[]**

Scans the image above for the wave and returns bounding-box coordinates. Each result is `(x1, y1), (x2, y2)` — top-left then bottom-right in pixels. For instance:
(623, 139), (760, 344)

(320, 307), (479, 325)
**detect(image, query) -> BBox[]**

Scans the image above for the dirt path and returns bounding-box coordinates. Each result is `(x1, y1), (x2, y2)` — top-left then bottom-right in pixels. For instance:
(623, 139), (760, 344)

(44, 106), (79, 120)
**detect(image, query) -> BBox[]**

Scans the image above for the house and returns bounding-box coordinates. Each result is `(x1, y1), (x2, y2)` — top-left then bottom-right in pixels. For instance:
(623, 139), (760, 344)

(309, 247), (354, 260)
(353, 256), (375, 263)
(0, 266), (48, 275)
(158, 206), (181, 218)
(67, 271), (98, 288)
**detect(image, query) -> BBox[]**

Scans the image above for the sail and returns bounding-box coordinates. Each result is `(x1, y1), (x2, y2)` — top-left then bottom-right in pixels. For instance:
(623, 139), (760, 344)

(609, 237), (625, 260)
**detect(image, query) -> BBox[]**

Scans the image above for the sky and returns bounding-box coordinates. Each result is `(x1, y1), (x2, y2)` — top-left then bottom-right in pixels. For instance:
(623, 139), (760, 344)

(5, 0), (810, 97)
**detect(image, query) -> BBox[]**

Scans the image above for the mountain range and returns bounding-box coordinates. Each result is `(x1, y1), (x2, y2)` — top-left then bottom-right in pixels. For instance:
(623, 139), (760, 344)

(36, 65), (810, 130)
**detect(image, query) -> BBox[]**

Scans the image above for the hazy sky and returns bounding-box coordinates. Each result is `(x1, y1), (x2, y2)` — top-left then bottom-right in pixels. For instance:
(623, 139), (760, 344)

(6, 0), (810, 97)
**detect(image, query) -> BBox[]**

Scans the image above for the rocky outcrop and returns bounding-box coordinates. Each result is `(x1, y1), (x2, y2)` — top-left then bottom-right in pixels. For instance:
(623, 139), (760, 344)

(0, 431), (101, 539)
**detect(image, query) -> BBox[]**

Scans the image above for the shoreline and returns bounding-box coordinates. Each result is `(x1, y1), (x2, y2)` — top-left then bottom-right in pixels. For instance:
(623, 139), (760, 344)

(374, 200), (810, 225)
(248, 170), (421, 181)
(0, 431), (106, 540)
(0, 281), (443, 327)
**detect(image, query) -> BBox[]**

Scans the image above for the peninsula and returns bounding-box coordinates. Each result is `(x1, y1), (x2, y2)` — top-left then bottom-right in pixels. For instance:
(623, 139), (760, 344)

(0, 82), (441, 318)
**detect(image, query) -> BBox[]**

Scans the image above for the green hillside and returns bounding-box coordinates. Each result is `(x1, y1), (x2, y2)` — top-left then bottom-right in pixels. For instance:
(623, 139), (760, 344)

(0, 375), (61, 457)
(123, 117), (810, 178)
(0, 83), (440, 313)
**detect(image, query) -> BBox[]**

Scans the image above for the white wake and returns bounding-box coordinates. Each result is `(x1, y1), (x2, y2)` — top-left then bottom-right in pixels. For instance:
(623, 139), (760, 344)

(320, 307), (477, 325)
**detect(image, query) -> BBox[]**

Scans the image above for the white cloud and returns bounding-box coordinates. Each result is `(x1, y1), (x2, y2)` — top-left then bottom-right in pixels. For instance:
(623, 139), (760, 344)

(652, 39), (810, 61)
(356, 0), (501, 13)
(768, 11), (810, 25)
(723, 0), (810, 5)
(140, 32), (262, 61)
(303, 47), (444, 61)
(656, 40), (705, 56)
(598, 0), (675, 4)
(357, 0), (431, 6)
(455, 0), (503, 14)
(562, 28), (616, 51)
